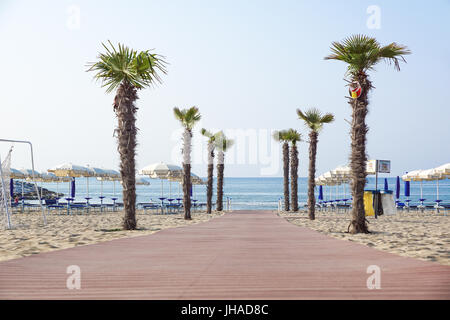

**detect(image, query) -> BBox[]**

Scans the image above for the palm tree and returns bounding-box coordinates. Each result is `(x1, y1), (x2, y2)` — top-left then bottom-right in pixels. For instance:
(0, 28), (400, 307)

(215, 131), (234, 211)
(87, 41), (166, 230)
(201, 128), (220, 214)
(297, 108), (335, 220)
(286, 129), (301, 212)
(272, 130), (291, 211)
(174, 107), (201, 220)
(325, 35), (410, 233)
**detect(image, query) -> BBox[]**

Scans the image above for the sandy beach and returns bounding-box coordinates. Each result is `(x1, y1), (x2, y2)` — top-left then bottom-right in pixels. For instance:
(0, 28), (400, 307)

(0, 210), (223, 262)
(280, 209), (450, 265)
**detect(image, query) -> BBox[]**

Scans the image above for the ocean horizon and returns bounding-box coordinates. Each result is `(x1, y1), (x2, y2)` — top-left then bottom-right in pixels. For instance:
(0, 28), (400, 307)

(28, 176), (450, 211)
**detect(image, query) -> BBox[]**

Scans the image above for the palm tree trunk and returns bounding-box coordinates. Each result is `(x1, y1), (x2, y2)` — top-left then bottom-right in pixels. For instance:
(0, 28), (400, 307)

(290, 144), (299, 212)
(206, 142), (214, 214)
(114, 81), (137, 230)
(349, 73), (371, 234)
(182, 129), (192, 220)
(216, 150), (224, 211)
(282, 142), (290, 211)
(308, 131), (318, 220)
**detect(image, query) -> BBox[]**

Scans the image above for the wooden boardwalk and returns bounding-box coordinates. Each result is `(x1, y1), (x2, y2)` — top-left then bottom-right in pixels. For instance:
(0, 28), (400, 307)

(0, 210), (449, 299)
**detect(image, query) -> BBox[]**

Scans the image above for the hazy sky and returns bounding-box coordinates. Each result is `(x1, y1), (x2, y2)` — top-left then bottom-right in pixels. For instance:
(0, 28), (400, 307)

(0, 0), (449, 177)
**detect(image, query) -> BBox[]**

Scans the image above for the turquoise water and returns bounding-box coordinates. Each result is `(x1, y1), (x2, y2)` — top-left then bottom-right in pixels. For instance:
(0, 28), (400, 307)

(35, 177), (450, 210)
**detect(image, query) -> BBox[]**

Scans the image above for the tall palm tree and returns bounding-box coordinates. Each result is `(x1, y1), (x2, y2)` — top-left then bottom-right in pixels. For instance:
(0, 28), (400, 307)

(272, 130), (291, 211)
(286, 129), (301, 212)
(215, 131), (234, 211)
(87, 41), (166, 230)
(201, 128), (220, 214)
(297, 108), (335, 220)
(174, 107), (201, 220)
(325, 35), (410, 233)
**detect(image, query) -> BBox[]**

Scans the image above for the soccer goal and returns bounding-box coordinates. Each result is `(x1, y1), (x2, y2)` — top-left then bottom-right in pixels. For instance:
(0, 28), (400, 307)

(0, 139), (46, 229)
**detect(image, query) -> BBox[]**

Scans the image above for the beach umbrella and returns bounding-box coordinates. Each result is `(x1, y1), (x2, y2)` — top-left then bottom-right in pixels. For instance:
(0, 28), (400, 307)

(20, 168), (42, 180)
(422, 168), (446, 202)
(10, 169), (26, 208)
(84, 167), (110, 204)
(48, 163), (90, 177)
(395, 176), (400, 200)
(10, 178), (14, 198)
(434, 163), (450, 176)
(384, 178), (389, 191)
(96, 169), (120, 196)
(318, 185), (323, 201)
(9, 168), (25, 179)
(139, 162), (183, 178)
(139, 162), (183, 198)
(70, 178), (76, 198)
(404, 180), (410, 197)
(49, 163), (91, 200)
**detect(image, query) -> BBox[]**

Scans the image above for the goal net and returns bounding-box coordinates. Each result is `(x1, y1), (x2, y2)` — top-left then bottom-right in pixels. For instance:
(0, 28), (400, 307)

(0, 148), (13, 229)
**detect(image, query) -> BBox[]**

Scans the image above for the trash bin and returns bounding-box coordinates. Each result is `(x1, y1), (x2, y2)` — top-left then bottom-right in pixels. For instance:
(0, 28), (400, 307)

(364, 191), (375, 216)
(380, 191), (396, 215)
(364, 190), (384, 217)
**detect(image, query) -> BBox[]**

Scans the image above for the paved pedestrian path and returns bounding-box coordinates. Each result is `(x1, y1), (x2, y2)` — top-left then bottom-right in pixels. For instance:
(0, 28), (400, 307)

(0, 210), (448, 299)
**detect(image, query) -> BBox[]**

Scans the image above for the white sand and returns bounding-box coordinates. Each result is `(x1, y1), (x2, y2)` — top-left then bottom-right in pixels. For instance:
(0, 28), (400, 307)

(280, 209), (450, 265)
(0, 210), (223, 262)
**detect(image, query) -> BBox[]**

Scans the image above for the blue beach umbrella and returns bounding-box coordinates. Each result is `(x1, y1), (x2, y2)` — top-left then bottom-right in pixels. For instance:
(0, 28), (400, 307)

(404, 180), (410, 197)
(318, 185), (324, 200)
(70, 178), (76, 198)
(384, 178), (389, 191)
(10, 179), (14, 198)
(395, 176), (400, 200)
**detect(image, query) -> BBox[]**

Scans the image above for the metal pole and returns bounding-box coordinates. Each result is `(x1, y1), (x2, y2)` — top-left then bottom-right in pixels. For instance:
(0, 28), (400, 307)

(0, 155), (12, 229)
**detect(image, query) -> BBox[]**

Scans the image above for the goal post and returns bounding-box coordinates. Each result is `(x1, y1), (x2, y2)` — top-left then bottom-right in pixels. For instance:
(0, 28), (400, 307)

(0, 139), (46, 227)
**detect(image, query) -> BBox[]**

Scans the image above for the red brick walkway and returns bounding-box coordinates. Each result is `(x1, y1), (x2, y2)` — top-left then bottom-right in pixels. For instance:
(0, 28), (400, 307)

(0, 210), (449, 299)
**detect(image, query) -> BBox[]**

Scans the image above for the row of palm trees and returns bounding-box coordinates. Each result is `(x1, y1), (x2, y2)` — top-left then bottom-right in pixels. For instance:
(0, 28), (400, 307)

(87, 34), (410, 234)
(274, 110), (334, 219)
(173, 107), (234, 219)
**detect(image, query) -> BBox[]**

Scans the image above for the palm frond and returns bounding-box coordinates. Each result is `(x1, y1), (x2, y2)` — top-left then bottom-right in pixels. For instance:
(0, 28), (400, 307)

(173, 106), (201, 130)
(273, 130), (290, 142)
(87, 40), (167, 93)
(286, 129), (301, 145)
(214, 131), (234, 152)
(324, 34), (410, 75)
(297, 108), (334, 132)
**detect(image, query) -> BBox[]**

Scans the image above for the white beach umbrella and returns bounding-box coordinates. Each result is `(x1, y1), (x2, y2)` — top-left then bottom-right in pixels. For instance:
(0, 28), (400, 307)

(434, 163), (450, 176)
(420, 168), (447, 202)
(48, 163), (90, 200)
(139, 162), (183, 178)
(139, 162), (183, 198)
(48, 163), (91, 177)
(402, 170), (428, 201)
(96, 169), (121, 199)
(20, 168), (42, 180)
(10, 168), (25, 179)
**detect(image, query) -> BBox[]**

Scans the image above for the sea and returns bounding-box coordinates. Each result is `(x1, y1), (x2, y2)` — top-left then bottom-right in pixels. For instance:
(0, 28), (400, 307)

(34, 177), (450, 210)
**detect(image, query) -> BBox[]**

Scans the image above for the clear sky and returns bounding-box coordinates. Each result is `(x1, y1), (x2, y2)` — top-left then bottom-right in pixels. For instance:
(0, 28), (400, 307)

(0, 0), (449, 177)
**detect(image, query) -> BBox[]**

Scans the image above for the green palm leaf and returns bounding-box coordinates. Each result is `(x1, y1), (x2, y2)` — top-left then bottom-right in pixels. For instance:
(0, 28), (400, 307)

(324, 34), (410, 75)
(87, 40), (167, 93)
